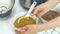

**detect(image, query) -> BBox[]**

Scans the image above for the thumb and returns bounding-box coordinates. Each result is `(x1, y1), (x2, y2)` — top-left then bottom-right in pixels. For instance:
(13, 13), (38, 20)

(16, 26), (29, 32)
(31, 7), (42, 16)
(15, 30), (24, 34)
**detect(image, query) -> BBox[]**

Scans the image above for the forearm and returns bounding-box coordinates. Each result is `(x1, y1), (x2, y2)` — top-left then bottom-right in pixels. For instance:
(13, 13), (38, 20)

(44, 0), (60, 8)
(37, 16), (60, 32)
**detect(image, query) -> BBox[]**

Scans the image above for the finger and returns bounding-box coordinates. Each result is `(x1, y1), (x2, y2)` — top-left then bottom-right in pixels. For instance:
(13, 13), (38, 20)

(31, 8), (43, 17)
(31, 8), (36, 16)
(17, 25), (32, 31)
(19, 26), (28, 30)
(36, 8), (50, 17)
(31, 4), (45, 17)
(15, 29), (25, 34)
(31, 6), (42, 15)
(16, 26), (29, 32)
(16, 31), (25, 34)
(32, 9), (39, 15)
(31, 8), (35, 13)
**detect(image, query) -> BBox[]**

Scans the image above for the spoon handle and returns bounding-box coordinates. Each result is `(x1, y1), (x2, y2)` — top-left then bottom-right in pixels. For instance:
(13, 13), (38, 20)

(26, 1), (37, 16)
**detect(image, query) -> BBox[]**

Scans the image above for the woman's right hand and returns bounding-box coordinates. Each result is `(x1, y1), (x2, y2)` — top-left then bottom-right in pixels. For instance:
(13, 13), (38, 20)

(32, 0), (60, 17)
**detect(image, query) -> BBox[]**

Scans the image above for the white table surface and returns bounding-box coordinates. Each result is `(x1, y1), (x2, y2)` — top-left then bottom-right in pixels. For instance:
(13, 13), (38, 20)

(0, 0), (27, 34)
(0, 0), (60, 34)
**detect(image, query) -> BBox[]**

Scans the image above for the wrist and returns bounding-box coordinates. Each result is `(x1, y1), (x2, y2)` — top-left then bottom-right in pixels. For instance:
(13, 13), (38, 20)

(50, 0), (60, 5)
(45, 0), (60, 8)
(37, 16), (60, 32)
(36, 24), (47, 32)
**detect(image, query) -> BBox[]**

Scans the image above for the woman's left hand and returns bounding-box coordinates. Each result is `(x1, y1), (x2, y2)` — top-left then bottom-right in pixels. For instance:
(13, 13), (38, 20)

(15, 16), (60, 34)
(15, 25), (39, 34)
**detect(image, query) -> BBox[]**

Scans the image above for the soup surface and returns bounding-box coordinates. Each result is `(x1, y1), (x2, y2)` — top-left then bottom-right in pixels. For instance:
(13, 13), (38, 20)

(14, 16), (36, 28)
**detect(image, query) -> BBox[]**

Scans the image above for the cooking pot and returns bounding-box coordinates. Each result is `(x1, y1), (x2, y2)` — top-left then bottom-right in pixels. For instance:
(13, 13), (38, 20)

(20, 0), (47, 10)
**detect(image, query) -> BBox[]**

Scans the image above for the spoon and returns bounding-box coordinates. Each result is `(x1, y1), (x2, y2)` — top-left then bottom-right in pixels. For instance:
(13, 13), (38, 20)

(25, 1), (37, 16)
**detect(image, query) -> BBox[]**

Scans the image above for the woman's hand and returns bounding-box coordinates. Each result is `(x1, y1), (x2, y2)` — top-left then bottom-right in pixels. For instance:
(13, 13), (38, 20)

(32, 0), (60, 17)
(15, 25), (39, 34)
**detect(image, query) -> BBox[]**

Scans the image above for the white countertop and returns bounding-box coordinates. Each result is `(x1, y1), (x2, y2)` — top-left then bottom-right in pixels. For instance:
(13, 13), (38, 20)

(0, 0), (60, 34)
(0, 0), (27, 34)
